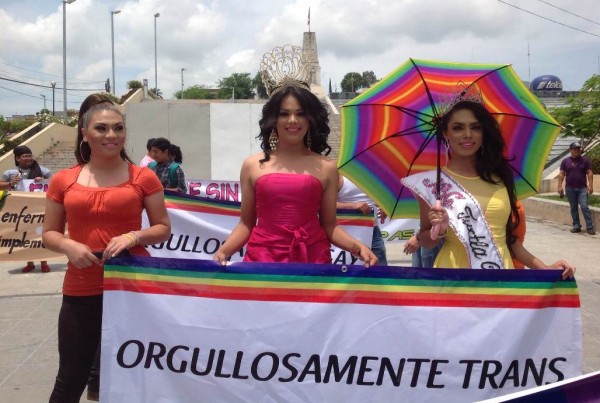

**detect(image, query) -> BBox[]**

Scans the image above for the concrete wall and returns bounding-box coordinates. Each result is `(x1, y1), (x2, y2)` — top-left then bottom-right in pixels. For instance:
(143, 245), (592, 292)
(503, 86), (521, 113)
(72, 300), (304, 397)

(540, 176), (600, 194)
(125, 100), (264, 180)
(522, 197), (600, 229)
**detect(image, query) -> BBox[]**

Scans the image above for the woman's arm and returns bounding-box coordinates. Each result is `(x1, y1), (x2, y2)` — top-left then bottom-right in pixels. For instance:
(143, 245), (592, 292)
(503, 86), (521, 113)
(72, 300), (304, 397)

(101, 191), (171, 259)
(321, 164), (377, 267)
(511, 240), (575, 279)
(42, 198), (101, 268)
(214, 158), (256, 265)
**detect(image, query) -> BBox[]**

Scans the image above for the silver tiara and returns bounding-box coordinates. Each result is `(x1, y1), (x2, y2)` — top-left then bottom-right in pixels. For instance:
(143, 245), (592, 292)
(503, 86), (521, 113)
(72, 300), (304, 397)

(259, 45), (311, 96)
(437, 82), (485, 117)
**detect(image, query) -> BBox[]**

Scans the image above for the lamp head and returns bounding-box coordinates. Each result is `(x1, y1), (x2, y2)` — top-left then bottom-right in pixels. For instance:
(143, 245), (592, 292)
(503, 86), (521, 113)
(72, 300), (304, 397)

(65, 0), (76, 4)
(112, 10), (121, 15)
(154, 12), (160, 18)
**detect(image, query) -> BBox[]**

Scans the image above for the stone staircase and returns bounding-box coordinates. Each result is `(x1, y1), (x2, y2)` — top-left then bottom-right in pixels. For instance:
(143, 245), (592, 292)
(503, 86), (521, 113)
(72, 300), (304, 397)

(328, 110), (342, 162)
(35, 141), (77, 174)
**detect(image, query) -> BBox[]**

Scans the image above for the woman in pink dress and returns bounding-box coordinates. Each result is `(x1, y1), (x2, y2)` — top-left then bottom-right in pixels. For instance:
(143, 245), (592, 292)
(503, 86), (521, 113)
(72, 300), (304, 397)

(214, 82), (377, 266)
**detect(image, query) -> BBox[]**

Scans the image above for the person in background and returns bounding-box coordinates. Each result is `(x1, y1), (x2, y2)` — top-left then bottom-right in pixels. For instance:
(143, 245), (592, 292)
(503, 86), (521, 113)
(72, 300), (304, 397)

(337, 175), (388, 265)
(403, 231), (443, 268)
(0, 145), (52, 273)
(139, 138), (156, 167)
(43, 94), (170, 402)
(148, 137), (187, 193)
(171, 144), (183, 164)
(557, 142), (595, 235)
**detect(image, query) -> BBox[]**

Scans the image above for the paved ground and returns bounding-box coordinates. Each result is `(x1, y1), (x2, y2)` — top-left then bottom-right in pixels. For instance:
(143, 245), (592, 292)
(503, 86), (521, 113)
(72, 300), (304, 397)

(0, 218), (597, 401)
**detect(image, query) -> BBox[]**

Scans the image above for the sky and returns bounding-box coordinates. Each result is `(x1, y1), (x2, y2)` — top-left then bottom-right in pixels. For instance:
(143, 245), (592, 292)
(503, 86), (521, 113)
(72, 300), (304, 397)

(1, 0), (599, 117)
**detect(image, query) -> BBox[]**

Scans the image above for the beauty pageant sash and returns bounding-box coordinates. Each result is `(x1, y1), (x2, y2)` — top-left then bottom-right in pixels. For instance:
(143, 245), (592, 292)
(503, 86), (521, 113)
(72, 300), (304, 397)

(401, 171), (505, 269)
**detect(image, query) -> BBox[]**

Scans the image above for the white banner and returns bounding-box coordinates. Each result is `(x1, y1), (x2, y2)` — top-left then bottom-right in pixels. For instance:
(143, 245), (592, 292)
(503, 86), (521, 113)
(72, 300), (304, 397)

(21, 179), (50, 192)
(185, 179), (418, 243)
(144, 192), (374, 265)
(101, 258), (582, 402)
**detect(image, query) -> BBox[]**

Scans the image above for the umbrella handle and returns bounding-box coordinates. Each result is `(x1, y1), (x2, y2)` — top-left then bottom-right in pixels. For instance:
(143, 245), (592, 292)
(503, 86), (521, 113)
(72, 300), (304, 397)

(430, 200), (444, 240)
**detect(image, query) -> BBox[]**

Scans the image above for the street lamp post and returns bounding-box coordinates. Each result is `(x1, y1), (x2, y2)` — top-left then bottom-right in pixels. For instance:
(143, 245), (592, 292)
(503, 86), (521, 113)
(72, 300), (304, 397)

(51, 81), (56, 116)
(40, 95), (47, 111)
(231, 75), (236, 101)
(154, 13), (160, 95)
(62, 0), (76, 120)
(111, 10), (121, 96)
(181, 68), (186, 99)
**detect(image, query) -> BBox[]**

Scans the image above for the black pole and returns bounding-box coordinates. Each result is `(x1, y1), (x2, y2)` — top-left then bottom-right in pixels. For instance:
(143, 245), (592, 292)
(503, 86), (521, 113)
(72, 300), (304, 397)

(51, 83), (56, 116)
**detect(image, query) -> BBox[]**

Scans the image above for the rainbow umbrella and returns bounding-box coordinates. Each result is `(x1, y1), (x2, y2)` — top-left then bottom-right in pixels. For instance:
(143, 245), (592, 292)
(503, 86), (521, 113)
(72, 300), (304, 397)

(338, 58), (562, 219)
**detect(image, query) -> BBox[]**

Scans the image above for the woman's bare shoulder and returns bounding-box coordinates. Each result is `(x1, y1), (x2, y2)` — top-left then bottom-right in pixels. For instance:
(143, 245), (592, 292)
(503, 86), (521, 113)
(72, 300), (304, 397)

(242, 152), (266, 167)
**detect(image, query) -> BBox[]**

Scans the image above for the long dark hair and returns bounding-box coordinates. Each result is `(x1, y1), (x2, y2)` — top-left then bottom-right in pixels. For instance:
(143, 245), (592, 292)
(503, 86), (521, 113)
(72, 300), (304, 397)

(441, 101), (519, 247)
(75, 93), (133, 165)
(257, 85), (331, 164)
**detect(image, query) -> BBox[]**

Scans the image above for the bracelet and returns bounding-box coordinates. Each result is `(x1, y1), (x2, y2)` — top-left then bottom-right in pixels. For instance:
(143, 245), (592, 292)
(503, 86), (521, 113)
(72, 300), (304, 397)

(349, 243), (361, 257)
(437, 229), (448, 239)
(122, 232), (139, 248)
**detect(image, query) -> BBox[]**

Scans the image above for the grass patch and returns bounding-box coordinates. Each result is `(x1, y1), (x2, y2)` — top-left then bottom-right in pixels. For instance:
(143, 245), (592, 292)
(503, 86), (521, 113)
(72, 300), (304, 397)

(537, 194), (600, 208)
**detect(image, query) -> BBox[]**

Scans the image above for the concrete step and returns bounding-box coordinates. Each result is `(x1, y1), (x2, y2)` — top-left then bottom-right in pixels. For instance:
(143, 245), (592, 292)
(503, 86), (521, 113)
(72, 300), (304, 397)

(36, 141), (77, 174)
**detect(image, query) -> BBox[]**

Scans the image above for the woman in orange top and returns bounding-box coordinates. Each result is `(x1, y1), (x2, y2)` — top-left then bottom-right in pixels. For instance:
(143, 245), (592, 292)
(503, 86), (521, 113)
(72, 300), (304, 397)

(43, 94), (171, 402)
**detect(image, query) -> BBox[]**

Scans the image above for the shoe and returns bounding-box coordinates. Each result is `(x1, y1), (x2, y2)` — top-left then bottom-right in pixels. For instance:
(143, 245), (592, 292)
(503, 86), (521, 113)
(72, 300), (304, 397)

(570, 228), (581, 233)
(587, 228), (596, 235)
(87, 391), (99, 401)
(21, 263), (35, 273)
(40, 263), (51, 273)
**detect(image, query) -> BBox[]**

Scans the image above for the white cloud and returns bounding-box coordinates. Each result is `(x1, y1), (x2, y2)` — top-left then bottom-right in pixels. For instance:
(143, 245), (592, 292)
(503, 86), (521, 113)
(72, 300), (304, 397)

(1, 0), (599, 115)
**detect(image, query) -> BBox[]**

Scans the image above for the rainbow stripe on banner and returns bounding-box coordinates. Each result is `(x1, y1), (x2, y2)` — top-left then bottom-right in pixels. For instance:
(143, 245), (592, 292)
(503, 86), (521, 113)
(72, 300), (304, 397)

(163, 190), (372, 225)
(104, 257), (580, 309)
(164, 191), (241, 217)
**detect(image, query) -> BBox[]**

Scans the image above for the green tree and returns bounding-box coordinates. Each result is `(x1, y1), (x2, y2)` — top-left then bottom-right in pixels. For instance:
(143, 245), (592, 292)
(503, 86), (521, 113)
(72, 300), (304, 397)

(253, 72), (268, 99)
(175, 84), (215, 100)
(550, 74), (600, 151)
(218, 73), (255, 99)
(341, 72), (363, 92)
(0, 115), (5, 138)
(362, 71), (377, 87)
(127, 80), (143, 90)
(148, 88), (163, 99)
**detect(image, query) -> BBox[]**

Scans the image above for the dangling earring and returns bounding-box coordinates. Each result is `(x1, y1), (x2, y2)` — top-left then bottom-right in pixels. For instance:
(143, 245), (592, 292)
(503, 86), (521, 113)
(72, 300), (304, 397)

(79, 140), (89, 163)
(306, 133), (312, 150)
(269, 129), (279, 151)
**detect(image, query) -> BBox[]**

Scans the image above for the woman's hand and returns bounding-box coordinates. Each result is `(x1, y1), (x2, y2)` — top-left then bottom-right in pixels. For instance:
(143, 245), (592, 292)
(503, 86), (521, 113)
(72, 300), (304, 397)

(64, 241), (100, 269)
(403, 235), (420, 254)
(351, 243), (378, 268)
(377, 207), (387, 224)
(10, 174), (21, 188)
(34, 176), (44, 183)
(213, 251), (229, 266)
(351, 201), (372, 215)
(547, 260), (576, 280)
(428, 201), (449, 240)
(103, 233), (138, 260)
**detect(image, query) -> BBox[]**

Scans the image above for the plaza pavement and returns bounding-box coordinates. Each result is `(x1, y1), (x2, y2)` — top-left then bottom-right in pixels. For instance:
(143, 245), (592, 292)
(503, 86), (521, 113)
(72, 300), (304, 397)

(0, 218), (597, 402)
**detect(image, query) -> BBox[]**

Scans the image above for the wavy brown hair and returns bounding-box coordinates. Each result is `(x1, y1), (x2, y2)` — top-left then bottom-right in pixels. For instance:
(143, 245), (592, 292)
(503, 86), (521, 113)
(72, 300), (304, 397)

(257, 85), (331, 164)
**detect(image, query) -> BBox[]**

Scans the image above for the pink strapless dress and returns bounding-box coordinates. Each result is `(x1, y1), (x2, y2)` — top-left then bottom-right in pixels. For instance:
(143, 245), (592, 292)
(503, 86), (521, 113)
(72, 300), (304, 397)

(243, 173), (332, 263)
